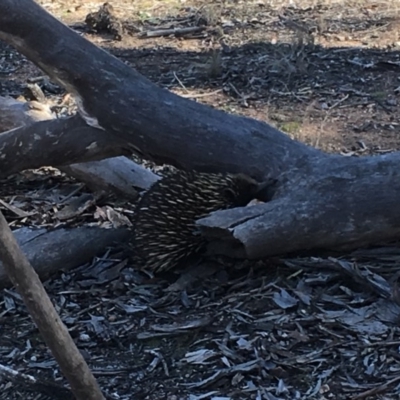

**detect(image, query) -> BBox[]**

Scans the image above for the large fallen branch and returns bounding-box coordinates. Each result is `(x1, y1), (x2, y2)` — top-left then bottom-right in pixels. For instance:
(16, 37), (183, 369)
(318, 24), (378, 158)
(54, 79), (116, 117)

(0, 0), (400, 259)
(201, 153), (400, 258)
(0, 0), (319, 181)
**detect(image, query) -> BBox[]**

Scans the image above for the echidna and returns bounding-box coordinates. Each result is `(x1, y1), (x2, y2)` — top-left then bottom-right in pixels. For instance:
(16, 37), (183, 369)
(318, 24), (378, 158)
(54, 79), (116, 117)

(131, 170), (262, 273)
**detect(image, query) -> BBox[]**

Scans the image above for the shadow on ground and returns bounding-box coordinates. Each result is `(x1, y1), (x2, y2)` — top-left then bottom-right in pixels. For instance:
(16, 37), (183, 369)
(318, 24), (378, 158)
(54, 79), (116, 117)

(1, 2), (400, 398)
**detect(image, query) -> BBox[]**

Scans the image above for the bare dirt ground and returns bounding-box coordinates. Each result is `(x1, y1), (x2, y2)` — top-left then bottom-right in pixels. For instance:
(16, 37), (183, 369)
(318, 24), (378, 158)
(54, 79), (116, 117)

(1, 1), (400, 399)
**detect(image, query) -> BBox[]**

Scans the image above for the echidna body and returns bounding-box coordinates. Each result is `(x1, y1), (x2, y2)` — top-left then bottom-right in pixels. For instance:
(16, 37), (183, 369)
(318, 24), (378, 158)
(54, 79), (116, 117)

(131, 170), (260, 273)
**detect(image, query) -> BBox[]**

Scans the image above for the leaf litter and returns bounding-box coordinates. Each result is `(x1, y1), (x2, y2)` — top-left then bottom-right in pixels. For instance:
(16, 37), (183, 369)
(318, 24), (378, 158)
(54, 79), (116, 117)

(1, 0), (400, 399)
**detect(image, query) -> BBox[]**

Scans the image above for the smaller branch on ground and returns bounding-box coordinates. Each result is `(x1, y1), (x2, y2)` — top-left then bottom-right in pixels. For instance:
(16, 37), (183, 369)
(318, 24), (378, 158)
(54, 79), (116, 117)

(0, 363), (74, 400)
(0, 226), (130, 288)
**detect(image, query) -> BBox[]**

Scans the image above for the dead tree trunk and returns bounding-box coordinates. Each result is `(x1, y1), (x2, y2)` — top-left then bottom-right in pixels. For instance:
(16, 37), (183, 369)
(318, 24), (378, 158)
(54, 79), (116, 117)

(0, 0), (400, 259)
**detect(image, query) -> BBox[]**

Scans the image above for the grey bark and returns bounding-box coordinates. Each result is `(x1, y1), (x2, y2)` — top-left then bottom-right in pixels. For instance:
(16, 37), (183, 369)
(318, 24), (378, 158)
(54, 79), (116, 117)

(0, 0), (319, 181)
(0, 113), (126, 174)
(0, 97), (54, 129)
(63, 157), (160, 197)
(0, 0), (399, 259)
(201, 153), (400, 258)
(0, 226), (129, 288)
(0, 97), (159, 195)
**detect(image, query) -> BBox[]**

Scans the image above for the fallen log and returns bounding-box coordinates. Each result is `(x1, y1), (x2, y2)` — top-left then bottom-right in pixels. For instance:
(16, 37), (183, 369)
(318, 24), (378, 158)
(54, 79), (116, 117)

(0, 225), (129, 288)
(63, 156), (160, 197)
(201, 153), (400, 258)
(0, 0), (319, 180)
(0, 0), (399, 259)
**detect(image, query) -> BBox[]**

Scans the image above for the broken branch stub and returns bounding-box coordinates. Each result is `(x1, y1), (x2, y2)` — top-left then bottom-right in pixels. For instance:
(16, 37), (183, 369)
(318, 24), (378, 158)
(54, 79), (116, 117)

(0, 96), (159, 196)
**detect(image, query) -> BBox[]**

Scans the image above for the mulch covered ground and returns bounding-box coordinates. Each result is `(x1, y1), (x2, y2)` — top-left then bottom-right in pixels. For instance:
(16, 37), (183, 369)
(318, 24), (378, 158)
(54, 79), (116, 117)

(1, 1), (400, 399)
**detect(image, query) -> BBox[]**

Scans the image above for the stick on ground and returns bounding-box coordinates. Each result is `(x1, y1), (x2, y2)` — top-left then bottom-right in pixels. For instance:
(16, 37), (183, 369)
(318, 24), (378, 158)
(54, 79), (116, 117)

(0, 363), (75, 399)
(0, 211), (106, 400)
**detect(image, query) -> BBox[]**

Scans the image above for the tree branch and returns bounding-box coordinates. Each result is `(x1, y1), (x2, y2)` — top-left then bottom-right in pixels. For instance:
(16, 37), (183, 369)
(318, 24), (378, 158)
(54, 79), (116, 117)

(0, 211), (105, 399)
(201, 153), (400, 258)
(0, 114), (126, 176)
(0, 98), (159, 195)
(0, 0), (321, 181)
(0, 226), (129, 288)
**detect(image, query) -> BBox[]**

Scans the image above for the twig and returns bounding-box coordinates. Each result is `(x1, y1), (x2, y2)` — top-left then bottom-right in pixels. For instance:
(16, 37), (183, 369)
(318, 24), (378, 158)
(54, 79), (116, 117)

(173, 72), (189, 94)
(228, 83), (248, 107)
(138, 26), (204, 38)
(176, 89), (223, 99)
(328, 94), (349, 110)
(351, 374), (400, 399)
